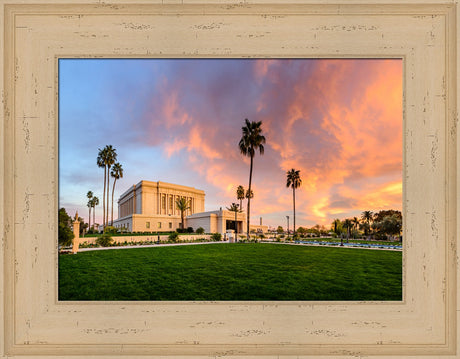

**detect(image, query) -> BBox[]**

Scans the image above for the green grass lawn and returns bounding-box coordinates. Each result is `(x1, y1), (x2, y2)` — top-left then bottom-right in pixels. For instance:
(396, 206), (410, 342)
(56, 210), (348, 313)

(59, 243), (402, 301)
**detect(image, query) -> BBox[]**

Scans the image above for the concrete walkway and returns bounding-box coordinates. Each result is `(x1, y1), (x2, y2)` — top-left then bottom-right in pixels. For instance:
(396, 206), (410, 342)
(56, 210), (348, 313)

(77, 240), (230, 252)
(76, 240), (401, 252)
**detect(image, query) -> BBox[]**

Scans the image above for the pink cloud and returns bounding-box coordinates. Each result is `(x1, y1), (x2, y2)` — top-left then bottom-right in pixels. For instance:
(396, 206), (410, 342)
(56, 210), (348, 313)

(133, 59), (402, 227)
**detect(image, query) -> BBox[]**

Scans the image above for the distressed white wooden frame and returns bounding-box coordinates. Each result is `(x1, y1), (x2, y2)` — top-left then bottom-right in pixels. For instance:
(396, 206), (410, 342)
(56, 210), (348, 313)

(0, 0), (458, 357)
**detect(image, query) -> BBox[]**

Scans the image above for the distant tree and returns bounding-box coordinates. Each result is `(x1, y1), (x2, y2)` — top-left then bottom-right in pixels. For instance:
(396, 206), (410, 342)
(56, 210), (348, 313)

(78, 216), (88, 236)
(226, 203), (241, 235)
(296, 226), (307, 235)
(361, 210), (373, 237)
(58, 208), (74, 247)
(286, 168), (302, 236)
(343, 219), (353, 243)
(276, 225), (284, 234)
(352, 217), (360, 238)
(91, 196), (99, 231)
(97, 148), (107, 230)
(176, 197), (191, 230)
(97, 145), (117, 230)
(245, 189), (254, 199)
(381, 214), (402, 239)
(110, 162), (123, 226)
(86, 191), (93, 231)
(359, 221), (371, 237)
(236, 185), (245, 211)
(104, 146), (117, 228)
(373, 210), (402, 223)
(373, 213), (402, 240)
(332, 218), (343, 245)
(239, 119), (265, 240)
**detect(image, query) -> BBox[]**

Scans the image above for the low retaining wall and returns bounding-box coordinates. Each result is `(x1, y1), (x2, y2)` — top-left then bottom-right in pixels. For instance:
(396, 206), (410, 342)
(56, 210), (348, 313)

(79, 234), (213, 245)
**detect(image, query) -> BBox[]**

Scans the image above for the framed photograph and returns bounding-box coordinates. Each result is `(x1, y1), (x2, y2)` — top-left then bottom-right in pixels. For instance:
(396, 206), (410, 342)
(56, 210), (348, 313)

(0, 0), (457, 357)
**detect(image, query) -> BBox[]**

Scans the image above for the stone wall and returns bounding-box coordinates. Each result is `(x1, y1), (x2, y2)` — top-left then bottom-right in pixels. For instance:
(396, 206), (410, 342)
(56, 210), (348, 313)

(79, 234), (213, 245)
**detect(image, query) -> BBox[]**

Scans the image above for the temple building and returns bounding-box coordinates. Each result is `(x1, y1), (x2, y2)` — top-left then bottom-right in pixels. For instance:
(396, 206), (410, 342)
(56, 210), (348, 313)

(113, 180), (205, 232)
(113, 179), (266, 234)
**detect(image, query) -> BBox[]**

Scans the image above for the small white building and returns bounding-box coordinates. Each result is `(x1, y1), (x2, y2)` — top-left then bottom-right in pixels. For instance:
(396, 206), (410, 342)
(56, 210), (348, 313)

(186, 208), (246, 234)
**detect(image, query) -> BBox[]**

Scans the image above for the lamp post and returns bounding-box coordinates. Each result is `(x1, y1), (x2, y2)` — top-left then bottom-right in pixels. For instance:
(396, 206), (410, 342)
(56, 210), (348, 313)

(286, 215), (290, 240)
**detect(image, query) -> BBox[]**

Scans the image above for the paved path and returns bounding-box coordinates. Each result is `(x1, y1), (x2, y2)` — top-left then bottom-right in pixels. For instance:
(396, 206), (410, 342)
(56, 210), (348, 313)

(77, 241), (230, 252)
(76, 240), (401, 252)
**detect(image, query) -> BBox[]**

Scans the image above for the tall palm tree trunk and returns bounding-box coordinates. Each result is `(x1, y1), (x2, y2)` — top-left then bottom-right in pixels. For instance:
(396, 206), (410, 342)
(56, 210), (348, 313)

(293, 187), (296, 235)
(111, 179), (117, 226)
(93, 205), (96, 230)
(88, 207), (91, 233)
(106, 169), (110, 227)
(102, 168), (106, 231)
(246, 154), (254, 239)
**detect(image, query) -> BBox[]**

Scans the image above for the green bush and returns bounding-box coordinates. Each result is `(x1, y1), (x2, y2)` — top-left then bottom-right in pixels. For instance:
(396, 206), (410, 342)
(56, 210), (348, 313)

(186, 227), (194, 233)
(96, 233), (113, 247)
(196, 227), (205, 234)
(169, 232), (179, 242)
(104, 226), (118, 234)
(211, 233), (222, 241)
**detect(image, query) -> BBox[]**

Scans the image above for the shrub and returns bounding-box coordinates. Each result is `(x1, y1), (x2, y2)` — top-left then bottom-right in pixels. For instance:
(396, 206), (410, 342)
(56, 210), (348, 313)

(196, 227), (205, 234)
(374, 233), (388, 241)
(176, 228), (186, 233)
(168, 232), (179, 242)
(104, 226), (118, 234)
(96, 233), (113, 247)
(186, 227), (194, 233)
(211, 233), (222, 241)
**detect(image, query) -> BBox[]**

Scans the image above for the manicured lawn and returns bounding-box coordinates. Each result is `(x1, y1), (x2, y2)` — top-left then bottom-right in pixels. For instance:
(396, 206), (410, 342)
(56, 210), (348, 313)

(58, 243), (402, 301)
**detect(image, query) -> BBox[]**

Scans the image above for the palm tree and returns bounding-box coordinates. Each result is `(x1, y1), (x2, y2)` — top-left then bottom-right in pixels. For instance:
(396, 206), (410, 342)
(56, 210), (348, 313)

(236, 185), (245, 211)
(239, 119), (266, 240)
(92, 196), (99, 230)
(226, 203), (240, 238)
(343, 218), (353, 243)
(286, 169), (302, 236)
(361, 210), (374, 237)
(104, 145), (117, 227)
(332, 218), (343, 246)
(352, 216), (359, 238)
(245, 189), (254, 199)
(86, 191), (93, 231)
(175, 197), (191, 230)
(239, 119), (265, 240)
(97, 145), (117, 229)
(97, 149), (107, 230)
(110, 162), (123, 226)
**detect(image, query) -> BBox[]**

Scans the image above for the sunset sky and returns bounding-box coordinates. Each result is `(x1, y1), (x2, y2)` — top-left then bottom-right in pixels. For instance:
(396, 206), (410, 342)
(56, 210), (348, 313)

(59, 58), (402, 229)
